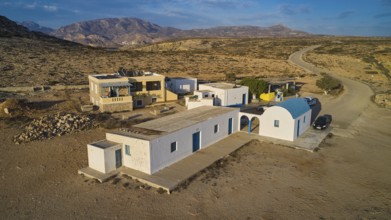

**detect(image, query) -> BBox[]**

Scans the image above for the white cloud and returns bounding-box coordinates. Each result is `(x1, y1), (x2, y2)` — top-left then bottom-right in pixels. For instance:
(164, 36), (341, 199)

(24, 2), (38, 9)
(43, 5), (58, 12)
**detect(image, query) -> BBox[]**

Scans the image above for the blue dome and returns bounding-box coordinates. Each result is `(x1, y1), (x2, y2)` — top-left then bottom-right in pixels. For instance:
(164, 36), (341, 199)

(276, 98), (310, 119)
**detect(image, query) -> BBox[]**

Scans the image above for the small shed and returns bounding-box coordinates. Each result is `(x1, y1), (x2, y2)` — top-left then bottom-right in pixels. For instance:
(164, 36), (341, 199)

(166, 77), (197, 94)
(259, 98), (311, 141)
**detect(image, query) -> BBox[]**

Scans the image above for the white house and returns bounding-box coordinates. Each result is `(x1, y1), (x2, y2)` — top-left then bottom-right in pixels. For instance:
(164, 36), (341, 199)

(186, 82), (249, 109)
(85, 106), (239, 175)
(258, 98), (312, 141)
(165, 77), (197, 94)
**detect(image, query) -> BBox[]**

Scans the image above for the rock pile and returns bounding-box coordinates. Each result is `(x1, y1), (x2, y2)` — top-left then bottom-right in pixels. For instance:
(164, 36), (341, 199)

(14, 113), (97, 144)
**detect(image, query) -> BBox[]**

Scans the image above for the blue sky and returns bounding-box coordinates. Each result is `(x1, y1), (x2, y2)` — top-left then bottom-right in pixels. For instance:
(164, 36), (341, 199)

(1, 0), (390, 36)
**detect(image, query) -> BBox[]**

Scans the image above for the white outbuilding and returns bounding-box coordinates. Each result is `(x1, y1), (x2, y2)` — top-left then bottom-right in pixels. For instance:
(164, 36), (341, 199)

(258, 98), (312, 141)
(186, 82), (249, 109)
(165, 77), (197, 94)
(85, 106), (239, 175)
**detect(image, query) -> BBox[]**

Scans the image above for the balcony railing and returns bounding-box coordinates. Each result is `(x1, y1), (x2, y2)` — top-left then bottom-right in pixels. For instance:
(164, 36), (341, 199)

(99, 96), (133, 104)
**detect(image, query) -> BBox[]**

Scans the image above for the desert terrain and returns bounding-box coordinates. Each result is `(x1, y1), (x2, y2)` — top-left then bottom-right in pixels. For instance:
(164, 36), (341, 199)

(1, 38), (391, 219)
(0, 95), (390, 219)
(1, 17), (391, 219)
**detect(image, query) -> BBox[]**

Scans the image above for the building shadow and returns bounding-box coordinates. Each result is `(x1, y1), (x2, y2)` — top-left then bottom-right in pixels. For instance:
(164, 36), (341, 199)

(310, 101), (322, 123)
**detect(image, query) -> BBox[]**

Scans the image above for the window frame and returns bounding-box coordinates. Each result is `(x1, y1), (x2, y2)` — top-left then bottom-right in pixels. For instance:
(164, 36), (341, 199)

(136, 100), (143, 107)
(146, 81), (161, 91)
(129, 82), (143, 92)
(170, 141), (177, 153)
(274, 120), (279, 128)
(125, 144), (131, 156)
(214, 124), (219, 133)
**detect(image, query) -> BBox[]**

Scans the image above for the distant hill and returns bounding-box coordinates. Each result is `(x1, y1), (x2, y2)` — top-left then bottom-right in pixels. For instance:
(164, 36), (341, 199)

(51, 17), (181, 47)
(0, 15), (75, 45)
(0, 15), (34, 37)
(51, 17), (311, 47)
(20, 21), (54, 34)
(179, 24), (308, 38)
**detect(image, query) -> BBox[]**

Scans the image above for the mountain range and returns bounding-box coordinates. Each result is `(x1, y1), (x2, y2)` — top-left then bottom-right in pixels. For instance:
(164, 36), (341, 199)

(19, 21), (54, 34)
(16, 16), (310, 48)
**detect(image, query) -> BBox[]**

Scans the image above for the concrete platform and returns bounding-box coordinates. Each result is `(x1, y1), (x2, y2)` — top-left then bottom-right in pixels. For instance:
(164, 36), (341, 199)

(78, 167), (122, 183)
(246, 127), (331, 152)
(78, 132), (251, 193)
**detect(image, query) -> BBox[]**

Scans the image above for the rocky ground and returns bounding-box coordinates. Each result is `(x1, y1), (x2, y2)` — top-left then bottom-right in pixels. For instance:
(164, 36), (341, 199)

(0, 101), (390, 219)
(0, 72), (390, 219)
(14, 113), (97, 144)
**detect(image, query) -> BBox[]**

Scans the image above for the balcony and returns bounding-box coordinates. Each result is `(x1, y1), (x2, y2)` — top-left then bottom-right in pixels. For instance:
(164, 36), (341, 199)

(99, 96), (133, 104)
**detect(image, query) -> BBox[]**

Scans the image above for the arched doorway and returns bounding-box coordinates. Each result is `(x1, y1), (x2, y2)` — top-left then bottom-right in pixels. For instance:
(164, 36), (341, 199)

(249, 117), (260, 134)
(240, 115), (249, 132)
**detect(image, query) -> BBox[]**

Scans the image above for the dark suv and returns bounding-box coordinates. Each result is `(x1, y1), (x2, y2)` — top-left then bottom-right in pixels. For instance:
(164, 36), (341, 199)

(312, 114), (332, 130)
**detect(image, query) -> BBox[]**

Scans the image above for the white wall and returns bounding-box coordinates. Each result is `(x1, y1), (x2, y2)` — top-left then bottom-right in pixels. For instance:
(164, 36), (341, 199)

(293, 109), (312, 139)
(259, 106), (296, 141)
(149, 109), (239, 174)
(226, 86), (248, 106)
(186, 98), (214, 110)
(259, 106), (312, 141)
(103, 145), (122, 173)
(87, 142), (122, 173)
(106, 133), (152, 174)
(87, 144), (105, 173)
(167, 78), (197, 94)
(198, 84), (248, 106)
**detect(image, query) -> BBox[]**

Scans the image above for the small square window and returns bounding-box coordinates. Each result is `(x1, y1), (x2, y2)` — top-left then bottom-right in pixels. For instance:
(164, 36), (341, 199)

(214, 124), (219, 133)
(151, 97), (157, 103)
(274, 120), (279, 128)
(205, 94), (209, 98)
(170, 142), (177, 153)
(125, 145), (131, 156)
(136, 100), (143, 106)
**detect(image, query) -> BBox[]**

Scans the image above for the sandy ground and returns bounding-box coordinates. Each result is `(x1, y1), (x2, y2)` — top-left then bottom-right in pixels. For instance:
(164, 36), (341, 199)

(1, 45), (390, 219)
(0, 100), (390, 219)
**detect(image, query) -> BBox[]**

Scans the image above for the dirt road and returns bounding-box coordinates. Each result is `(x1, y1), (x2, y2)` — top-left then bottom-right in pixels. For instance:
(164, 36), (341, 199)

(289, 45), (374, 130)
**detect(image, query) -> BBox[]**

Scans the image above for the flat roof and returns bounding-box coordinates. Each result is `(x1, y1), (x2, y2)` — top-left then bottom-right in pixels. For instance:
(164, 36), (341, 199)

(109, 106), (238, 140)
(240, 106), (266, 115)
(90, 140), (121, 149)
(202, 82), (243, 90)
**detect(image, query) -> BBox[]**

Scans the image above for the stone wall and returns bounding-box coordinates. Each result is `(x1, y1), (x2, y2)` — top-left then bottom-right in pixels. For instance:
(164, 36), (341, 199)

(100, 102), (133, 113)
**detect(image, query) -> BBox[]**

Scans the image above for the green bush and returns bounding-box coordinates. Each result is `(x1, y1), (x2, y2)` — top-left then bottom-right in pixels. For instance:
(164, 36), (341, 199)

(316, 74), (342, 95)
(240, 78), (268, 98)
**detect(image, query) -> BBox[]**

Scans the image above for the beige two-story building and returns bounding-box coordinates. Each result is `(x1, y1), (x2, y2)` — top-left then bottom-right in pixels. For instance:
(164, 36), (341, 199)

(89, 72), (177, 112)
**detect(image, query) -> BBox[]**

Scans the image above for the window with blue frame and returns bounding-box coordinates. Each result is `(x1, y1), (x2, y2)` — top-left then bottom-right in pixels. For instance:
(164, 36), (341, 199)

(274, 120), (279, 127)
(125, 145), (131, 156)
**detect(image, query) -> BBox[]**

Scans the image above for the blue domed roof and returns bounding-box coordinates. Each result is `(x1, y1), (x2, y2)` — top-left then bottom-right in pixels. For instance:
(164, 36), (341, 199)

(276, 98), (310, 119)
